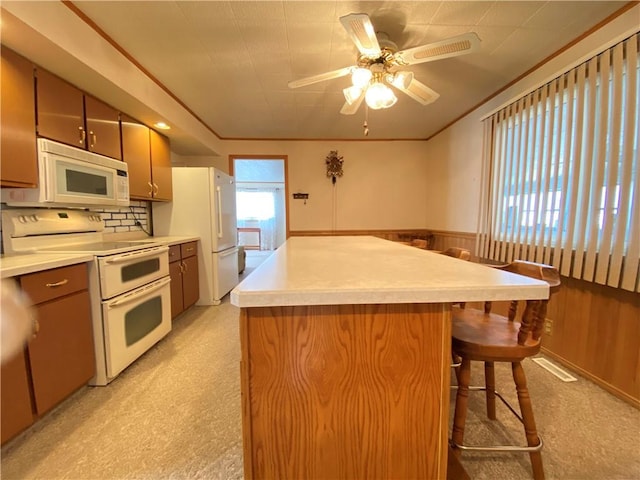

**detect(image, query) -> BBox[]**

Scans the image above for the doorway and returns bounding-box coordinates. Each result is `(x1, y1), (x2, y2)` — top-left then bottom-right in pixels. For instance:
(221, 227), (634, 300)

(229, 155), (288, 266)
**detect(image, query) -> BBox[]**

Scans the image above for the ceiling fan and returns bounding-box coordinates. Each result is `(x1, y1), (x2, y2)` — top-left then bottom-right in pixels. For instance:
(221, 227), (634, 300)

(288, 13), (480, 115)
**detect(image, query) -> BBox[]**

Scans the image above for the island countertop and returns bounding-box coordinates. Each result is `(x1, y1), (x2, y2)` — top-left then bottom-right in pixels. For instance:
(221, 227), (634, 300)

(230, 236), (548, 307)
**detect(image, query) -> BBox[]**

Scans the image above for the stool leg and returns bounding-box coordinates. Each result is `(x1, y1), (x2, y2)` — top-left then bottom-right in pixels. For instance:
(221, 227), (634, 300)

(512, 362), (545, 480)
(484, 361), (496, 420)
(452, 350), (461, 383)
(451, 358), (471, 457)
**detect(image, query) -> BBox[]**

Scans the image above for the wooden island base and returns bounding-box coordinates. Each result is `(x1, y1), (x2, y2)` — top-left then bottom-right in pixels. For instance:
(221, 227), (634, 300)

(240, 303), (452, 479)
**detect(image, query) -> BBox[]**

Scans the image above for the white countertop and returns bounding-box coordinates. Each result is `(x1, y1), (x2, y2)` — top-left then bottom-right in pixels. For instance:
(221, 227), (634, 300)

(231, 236), (549, 307)
(103, 233), (199, 247)
(0, 252), (94, 278)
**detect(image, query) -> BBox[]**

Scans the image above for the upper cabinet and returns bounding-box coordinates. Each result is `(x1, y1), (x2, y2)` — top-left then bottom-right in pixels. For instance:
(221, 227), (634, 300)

(121, 114), (152, 198)
(122, 115), (172, 201)
(36, 68), (122, 160)
(35, 68), (85, 149)
(0, 47), (38, 188)
(149, 129), (172, 201)
(85, 95), (122, 159)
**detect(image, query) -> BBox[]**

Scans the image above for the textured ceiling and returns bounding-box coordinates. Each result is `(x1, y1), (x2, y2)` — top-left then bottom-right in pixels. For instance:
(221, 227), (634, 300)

(3, 1), (633, 145)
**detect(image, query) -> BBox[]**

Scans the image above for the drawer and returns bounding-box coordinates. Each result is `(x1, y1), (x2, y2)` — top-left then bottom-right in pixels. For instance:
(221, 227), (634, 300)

(19, 263), (88, 305)
(168, 245), (181, 263)
(180, 241), (197, 259)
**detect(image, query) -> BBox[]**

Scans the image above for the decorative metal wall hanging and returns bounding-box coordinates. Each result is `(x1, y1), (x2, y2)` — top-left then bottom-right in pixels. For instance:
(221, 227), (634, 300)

(325, 150), (344, 184)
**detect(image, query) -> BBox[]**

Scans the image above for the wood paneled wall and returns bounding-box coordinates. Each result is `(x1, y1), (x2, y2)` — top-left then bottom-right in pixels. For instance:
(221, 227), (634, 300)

(289, 229), (639, 407)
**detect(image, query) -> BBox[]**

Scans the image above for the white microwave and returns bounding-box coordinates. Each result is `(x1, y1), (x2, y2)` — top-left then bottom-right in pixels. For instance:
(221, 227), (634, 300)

(2, 138), (129, 208)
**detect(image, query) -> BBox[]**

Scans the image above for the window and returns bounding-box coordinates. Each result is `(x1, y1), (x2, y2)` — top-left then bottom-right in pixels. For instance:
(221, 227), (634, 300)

(236, 191), (275, 221)
(478, 33), (639, 291)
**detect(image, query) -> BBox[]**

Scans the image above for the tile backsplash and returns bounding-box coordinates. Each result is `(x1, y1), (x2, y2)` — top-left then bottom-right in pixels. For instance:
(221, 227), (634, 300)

(93, 201), (151, 235)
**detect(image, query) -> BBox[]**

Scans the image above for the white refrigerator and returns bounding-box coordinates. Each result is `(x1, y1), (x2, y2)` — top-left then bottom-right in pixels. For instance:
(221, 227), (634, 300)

(152, 167), (239, 305)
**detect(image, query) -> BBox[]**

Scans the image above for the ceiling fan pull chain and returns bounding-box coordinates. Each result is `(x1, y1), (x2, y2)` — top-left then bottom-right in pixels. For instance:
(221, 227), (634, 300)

(363, 105), (370, 136)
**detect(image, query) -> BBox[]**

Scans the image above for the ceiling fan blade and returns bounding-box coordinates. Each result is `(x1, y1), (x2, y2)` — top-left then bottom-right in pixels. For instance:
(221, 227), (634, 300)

(339, 13), (381, 57)
(394, 78), (440, 106)
(340, 90), (365, 115)
(394, 32), (480, 65)
(288, 66), (353, 89)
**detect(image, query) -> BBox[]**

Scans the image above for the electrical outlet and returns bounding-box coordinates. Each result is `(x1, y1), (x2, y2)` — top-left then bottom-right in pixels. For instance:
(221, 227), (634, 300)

(544, 319), (553, 336)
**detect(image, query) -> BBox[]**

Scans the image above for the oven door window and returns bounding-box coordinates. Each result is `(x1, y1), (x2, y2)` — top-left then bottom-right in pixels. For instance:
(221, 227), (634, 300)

(103, 277), (171, 380)
(125, 296), (162, 346)
(98, 248), (169, 300)
(121, 258), (161, 283)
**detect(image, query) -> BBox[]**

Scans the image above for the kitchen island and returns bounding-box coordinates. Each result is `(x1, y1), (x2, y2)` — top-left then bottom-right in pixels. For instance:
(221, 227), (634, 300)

(231, 236), (548, 480)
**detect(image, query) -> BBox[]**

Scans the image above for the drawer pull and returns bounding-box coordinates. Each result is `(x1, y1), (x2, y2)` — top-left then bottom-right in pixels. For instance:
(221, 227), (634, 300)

(185, 247), (194, 252)
(45, 279), (69, 288)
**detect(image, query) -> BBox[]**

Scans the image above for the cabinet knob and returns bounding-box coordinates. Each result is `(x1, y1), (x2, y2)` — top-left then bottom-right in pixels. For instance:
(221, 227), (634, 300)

(89, 131), (97, 148)
(78, 127), (86, 145)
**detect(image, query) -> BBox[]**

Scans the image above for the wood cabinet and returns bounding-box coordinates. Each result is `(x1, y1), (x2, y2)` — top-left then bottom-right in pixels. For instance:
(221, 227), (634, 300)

(149, 129), (173, 201)
(0, 263), (95, 445)
(121, 114), (152, 198)
(85, 95), (122, 159)
(121, 114), (172, 201)
(36, 69), (121, 159)
(20, 263), (95, 416)
(0, 350), (35, 444)
(168, 242), (199, 318)
(0, 46), (38, 188)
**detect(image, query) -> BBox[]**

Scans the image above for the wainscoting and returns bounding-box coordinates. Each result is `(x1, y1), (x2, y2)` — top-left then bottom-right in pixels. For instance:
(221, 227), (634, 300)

(290, 229), (640, 408)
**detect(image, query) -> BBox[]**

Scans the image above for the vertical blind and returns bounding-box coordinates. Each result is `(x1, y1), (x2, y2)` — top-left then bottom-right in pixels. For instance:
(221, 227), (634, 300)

(477, 33), (639, 292)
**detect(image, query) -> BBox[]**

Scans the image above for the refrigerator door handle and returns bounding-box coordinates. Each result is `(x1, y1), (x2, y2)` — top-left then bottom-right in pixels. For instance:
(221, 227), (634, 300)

(216, 186), (223, 239)
(219, 247), (237, 258)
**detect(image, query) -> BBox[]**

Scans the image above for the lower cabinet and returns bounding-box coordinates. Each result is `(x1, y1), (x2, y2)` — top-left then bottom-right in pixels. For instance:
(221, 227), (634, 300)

(0, 351), (34, 444)
(169, 241), (199, 318)
(0, 263), (95, 445)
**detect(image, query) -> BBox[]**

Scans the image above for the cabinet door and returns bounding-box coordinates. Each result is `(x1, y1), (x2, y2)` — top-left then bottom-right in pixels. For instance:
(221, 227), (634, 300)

(182, 255), (200, 310)
(121, 114), (153, 199)
(0, 47), (37, 188)
(149, 129), (173, 201)
(169, 260), (184, 319)
(28, 291), (95, 415)
(36, 68), (85, 148)
(85, 95), (121, 160)
(1, 350), (34, 445)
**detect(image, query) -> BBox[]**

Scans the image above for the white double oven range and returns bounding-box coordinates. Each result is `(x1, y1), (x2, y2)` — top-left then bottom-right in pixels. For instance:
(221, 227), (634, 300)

(2, 208), (171, 386)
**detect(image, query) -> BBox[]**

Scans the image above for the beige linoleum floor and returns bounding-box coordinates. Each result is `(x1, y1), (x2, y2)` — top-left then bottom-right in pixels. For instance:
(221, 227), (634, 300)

(1, 258), (639, 479)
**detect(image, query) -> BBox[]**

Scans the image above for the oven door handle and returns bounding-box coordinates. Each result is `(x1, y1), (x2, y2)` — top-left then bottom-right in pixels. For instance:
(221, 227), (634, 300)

(107, 276), (171, 308)
(104, 246), (169, 264)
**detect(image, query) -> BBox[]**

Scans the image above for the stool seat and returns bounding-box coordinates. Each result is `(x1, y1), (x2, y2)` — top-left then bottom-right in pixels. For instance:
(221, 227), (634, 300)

(452, 308), (541, 362)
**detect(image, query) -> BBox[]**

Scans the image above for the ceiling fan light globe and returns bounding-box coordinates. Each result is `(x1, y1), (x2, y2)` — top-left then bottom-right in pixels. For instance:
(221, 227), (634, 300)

(391, 71), (414, 90)
(365, 82), (397, 110)
(351, 67), (372, 88)
(343, 86), (363, 105)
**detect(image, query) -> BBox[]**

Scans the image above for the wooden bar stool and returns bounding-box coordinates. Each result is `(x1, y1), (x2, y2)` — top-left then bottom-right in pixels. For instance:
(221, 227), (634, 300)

(440, 247), (471, 260)
(450, 260), (560, 480)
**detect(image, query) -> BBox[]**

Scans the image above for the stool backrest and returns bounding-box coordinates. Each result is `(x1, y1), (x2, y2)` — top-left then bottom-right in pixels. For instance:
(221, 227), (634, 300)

(440, 247), (471, 260)
(493, 261), (560, 345)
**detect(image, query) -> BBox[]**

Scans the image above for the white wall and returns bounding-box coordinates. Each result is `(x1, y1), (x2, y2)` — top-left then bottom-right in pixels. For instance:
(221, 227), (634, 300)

(219, 140), (429, 232)
(423, 4), (640, 233)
